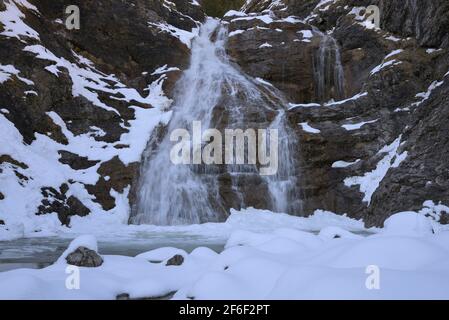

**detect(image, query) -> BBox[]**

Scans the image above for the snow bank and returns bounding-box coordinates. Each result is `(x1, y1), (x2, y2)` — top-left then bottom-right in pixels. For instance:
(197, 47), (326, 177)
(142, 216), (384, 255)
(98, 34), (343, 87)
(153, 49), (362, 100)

(1, 210), (448, 300)
(383, 212), (434, 236)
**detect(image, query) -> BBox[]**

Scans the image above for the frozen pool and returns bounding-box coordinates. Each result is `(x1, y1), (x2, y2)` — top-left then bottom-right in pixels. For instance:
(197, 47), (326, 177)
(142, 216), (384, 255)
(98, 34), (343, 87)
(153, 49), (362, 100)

(0, 232), (226, 272)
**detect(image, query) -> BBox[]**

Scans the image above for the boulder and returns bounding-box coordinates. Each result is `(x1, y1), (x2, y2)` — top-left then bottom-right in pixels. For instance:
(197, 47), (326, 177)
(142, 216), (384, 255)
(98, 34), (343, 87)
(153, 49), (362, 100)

(66, 246), (104, 268)
(166, 254), (184, 266)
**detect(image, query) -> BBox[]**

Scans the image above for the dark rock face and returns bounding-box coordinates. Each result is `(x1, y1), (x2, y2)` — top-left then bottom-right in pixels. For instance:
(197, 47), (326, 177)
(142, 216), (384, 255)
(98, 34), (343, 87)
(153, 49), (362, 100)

(380, 0), (449, 49)
(226, 16), (318, 102)
(0, 219), (4, 225)
(66, 246), (103, 267)
(166, 254), (184, 266)
(229, 0), (449, 226)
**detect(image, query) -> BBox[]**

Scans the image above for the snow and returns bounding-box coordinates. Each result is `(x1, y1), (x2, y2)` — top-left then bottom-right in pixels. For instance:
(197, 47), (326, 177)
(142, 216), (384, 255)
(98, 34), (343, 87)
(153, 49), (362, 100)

(228, 29), (245, 37)
(136, 247), (187, 262)
(299, 122), (321, 134)
(0, 64), (34, 85)
(383, 212), (433, 236)
(344, 136), (408, 204)
(231, 15), (274, 25)
(148, 22), (199, 49)
(224, 10), (247, 18)
(56, 235), (98, 264)
(151, 65), (180, 76)
(394, 107), (410, 113)
(2, 208), (449, 300)
(316, 0), (335, 12)
(259, 42), (272, 48)
(426, 48), (443, 54)
(413, 80), (444, 107)
(332, 159), (361, 168)
(385, 35), (402, 42)
(231, 14), (302, 27)
(255, 77), (273, 87)
(297, 30), (313, 42)
(325, 92), (368, 106)
(0, 0), (40, 41)
(370, 59), (402, 75)
(288, 102), (321, 110)
(0, 43), (175, 235)
(342, 119), (378, 131)
(348, 6), (380, 30)
(282, 16), (303, 24)
(385, 49), (404, 59)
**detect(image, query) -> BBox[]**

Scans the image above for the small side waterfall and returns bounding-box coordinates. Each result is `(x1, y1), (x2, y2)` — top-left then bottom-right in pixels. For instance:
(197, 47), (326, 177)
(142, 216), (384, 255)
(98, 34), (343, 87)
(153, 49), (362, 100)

(130, 19), (301, 225)
(313, 29), (346, 103)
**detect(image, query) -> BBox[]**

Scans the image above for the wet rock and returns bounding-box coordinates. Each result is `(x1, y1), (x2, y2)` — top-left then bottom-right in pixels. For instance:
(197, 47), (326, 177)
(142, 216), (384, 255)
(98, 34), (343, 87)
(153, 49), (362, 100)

(66, 246), (103, 268)
(166, 254), (184, 266)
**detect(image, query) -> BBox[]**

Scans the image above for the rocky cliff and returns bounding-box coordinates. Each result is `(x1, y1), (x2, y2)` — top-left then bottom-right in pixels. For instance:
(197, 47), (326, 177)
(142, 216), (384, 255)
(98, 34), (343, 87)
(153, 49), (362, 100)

(1, 0), (448, 230)
(227, 0), (449, 226)
(0, 0), (204, 229)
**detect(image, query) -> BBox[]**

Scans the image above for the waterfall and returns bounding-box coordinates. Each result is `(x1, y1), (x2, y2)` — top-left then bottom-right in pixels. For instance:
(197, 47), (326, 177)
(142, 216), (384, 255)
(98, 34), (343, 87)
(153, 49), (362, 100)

(130, 19), (301, 226)
(313, 29), (346, 103)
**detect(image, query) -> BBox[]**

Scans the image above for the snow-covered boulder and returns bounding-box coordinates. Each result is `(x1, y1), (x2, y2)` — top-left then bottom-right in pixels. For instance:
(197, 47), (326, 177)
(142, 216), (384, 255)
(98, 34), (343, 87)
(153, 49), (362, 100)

(382, 212), (434, 236)
(57, 235), (103, 267)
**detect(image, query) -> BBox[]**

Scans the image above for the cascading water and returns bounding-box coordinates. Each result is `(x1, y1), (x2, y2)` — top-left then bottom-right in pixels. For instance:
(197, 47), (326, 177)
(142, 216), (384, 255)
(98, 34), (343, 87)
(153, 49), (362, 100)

(131, 19), (301, 226)
(313, 29), (346, 103)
